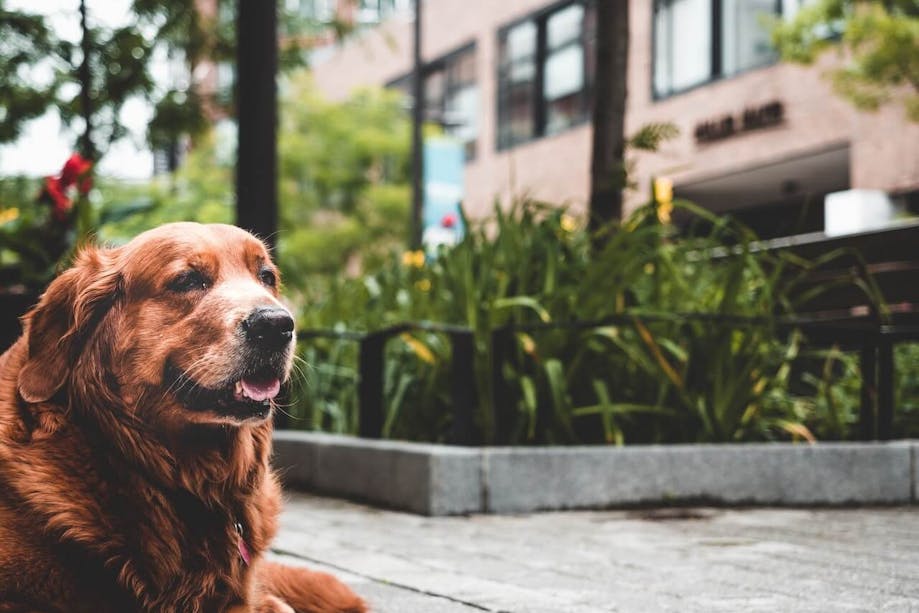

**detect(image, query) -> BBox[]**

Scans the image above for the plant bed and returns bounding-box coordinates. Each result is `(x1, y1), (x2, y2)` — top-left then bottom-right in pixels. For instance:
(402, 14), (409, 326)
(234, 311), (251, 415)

(273, 431), (919, 516)
(289, 202), (919, 448)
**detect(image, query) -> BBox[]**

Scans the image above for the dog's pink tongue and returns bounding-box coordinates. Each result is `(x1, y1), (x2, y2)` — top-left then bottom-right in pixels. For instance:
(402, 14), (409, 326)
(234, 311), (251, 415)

(240, 377), (281, 402)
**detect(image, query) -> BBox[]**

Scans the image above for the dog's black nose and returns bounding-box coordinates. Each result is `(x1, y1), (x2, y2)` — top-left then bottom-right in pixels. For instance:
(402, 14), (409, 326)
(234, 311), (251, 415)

(243, 307), (294, 349)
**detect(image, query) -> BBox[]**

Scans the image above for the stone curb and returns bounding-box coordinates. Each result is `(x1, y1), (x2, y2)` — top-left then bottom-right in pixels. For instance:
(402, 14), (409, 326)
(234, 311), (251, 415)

(273, 432), (481, 515)
(272, 431), (919, 516)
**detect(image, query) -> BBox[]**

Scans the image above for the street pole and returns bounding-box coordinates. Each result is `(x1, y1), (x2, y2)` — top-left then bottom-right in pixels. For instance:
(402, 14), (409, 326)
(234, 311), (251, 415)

(410, 0), (424, 249)
(236, 0), (279, 252)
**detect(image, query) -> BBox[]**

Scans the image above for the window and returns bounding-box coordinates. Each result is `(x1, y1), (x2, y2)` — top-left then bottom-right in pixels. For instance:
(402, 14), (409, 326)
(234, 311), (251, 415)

(721, 0), (779, 76)
(654, 0), (712, 97)
(782, 0), (813, 20)
(441, 50), (479, 160)
(284, 0), (337, 22)
(386, 45), (479, 161)
(497, 1), (595, 150)
(357, 0), (412, 24)
(215, 61), (234, 107)
(497, 21), (537, 148)
(425, 46), (479, 160)
(654, 0), (805, 99)
(545, 4), (589, 134)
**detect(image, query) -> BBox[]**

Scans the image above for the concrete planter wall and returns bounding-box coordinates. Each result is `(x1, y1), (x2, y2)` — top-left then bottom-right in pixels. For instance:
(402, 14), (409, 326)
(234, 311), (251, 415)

(273, 431), (918, 516)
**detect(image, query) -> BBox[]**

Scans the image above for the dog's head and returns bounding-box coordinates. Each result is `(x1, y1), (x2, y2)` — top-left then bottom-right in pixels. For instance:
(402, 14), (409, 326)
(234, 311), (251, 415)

(17, 222), (295, 428)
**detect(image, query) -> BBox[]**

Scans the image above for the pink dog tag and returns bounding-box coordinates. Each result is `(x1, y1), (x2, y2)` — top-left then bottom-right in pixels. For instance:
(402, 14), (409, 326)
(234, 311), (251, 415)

(235, 522), (251, 566)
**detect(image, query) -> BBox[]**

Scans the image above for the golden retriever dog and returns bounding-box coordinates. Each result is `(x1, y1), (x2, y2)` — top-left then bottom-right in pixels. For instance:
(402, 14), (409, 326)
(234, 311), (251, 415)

(0, 223), (366, 613)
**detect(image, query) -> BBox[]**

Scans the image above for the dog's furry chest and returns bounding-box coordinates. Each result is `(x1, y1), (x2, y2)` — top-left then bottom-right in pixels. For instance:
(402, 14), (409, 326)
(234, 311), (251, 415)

(0, 422), (266, 612)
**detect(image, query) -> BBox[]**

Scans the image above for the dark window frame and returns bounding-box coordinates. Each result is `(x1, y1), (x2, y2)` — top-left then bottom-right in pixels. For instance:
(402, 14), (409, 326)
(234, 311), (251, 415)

(385, 41), (479, 162)
(495, 0), (595, 152)
(357, 0), (409, 25)
(651, 0), (785, 101)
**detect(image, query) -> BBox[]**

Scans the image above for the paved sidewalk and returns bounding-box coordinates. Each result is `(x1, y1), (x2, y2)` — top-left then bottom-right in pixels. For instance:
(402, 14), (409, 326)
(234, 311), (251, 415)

(273, 492), (919, 612)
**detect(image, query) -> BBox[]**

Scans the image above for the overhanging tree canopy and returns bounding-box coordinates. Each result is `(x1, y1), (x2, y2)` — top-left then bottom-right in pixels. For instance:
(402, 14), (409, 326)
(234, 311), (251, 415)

(771, 0), (919, 121)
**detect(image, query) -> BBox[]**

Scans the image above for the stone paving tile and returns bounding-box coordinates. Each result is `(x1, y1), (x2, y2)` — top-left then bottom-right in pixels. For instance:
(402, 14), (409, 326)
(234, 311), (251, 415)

(268, 553), (483, 612)
(274, 493), (919, 612)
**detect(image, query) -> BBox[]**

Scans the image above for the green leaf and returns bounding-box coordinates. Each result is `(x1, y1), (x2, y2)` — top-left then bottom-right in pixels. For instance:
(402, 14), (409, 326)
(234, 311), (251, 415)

(493, 296), (552, 323)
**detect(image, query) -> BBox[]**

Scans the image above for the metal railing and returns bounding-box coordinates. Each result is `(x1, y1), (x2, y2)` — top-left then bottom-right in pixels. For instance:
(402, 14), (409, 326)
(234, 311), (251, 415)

(294, 312), (919, 445)
(297, 322), (478, 444)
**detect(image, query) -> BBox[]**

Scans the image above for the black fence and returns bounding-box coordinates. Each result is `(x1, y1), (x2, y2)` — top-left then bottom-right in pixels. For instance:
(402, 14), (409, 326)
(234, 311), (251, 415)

(297, 322), (478, 444)
(292, 313), (919, 445)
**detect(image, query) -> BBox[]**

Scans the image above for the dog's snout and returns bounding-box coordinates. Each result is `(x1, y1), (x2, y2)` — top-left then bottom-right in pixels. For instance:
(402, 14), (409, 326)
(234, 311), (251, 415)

(242, 307), (294, 349)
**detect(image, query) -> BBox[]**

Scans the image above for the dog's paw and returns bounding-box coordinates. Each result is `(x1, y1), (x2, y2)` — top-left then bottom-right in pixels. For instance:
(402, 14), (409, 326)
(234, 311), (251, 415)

(257, 560), (368, 613)
(226, 596), (295, 613)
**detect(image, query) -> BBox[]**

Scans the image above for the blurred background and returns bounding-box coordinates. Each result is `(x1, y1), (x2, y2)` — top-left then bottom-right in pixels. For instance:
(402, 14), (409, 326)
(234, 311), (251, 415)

(1, 0), (917, 446)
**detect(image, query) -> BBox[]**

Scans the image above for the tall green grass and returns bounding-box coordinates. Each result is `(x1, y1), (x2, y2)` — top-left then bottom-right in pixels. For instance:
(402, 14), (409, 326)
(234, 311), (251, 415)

(285, 200), (892, 445)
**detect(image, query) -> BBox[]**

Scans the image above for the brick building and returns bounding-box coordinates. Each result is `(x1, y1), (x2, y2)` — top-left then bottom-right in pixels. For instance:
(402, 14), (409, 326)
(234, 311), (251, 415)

(310, 0), (919, 237)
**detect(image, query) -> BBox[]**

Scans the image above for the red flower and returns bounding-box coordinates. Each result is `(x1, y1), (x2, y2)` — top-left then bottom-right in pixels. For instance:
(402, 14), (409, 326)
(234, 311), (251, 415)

(41, 176), (73, 222)
(59, 153), (93, 193)
(441, 214), (456, 229)
(37, 153), (93, 223)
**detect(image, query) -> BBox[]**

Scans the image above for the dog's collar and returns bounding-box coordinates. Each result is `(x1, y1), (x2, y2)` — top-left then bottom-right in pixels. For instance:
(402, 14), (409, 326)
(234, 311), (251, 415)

(235, 521), (251, 566)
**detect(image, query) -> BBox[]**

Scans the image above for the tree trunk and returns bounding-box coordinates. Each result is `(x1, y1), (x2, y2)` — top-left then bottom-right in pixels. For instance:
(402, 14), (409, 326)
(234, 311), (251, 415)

(236, 0), (279, 252)
(78, 0), (95, 160)
(588, 0), (629, 239)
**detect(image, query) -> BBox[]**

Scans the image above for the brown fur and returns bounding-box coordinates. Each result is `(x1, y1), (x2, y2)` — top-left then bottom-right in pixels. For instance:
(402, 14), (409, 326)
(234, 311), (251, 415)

(0, 223), (367, 613)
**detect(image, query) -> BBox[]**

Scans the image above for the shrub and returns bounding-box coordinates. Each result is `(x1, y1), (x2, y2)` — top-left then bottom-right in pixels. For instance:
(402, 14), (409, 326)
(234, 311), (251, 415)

(287, 200), (885, 445)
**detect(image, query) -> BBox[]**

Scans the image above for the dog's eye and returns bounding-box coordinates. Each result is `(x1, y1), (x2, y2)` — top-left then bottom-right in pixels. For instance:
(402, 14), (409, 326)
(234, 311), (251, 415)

(168, 270), (210, 293)
(259, 268), (277, 288)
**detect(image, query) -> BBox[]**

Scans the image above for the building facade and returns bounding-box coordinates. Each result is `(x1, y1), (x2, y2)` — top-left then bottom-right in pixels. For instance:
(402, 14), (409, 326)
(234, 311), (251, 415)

(310, 0), (919, 237)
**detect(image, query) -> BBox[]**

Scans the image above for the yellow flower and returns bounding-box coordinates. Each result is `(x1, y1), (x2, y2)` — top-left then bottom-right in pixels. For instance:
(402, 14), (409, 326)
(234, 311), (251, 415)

(657, 202), (673, 224)
(400, 332), (436, 364)
(415, 278), (431, 292)
(401, 249), (426, 268)
(517, 332), (537, 356)
(653, 177), (673, 205)
(560, 214), (578, 233)
(0, 207), (19, 225)
(653, 176), (674, 224)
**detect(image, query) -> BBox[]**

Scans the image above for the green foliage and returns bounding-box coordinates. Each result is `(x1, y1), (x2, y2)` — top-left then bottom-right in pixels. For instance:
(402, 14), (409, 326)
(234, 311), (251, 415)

(0, 1), (159, 155)
(794, 346), (861, 440)
(97, 79), (410, 293)
(1, 151), (105, 289)
(894, 342), (919, 437)
(0, 177), (72, 288)
(0, 0), (342, 160)
(148, 89), (210, 153)
(628, 122), (681, 152)
(3, 75), (408, 287)
(0, 5), (58, 143)
(288, 200), (889, 445)
(277, 76), (411, 290)
(0, 134), (230, 292)
(771, 0), (919, 121)
(96, 134), (233, 244)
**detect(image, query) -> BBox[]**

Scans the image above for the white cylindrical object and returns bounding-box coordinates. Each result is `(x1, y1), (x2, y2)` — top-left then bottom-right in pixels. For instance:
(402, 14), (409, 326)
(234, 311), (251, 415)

(824, 189), (901, 236)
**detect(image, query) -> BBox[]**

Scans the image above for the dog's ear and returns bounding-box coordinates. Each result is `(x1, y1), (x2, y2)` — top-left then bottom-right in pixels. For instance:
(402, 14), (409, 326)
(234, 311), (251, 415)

(18, 246), (122, 403)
